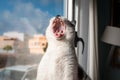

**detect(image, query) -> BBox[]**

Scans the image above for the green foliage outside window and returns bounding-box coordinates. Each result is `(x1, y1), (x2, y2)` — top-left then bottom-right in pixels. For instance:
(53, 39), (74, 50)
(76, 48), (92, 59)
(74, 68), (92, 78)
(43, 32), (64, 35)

(3, 45), (13, 53)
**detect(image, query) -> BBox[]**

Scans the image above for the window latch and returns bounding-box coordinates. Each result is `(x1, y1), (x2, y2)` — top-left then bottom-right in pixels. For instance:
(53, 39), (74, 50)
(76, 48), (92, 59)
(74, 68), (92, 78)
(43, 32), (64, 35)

(74, 31), (84, 54)
(71, 20), (84, 54)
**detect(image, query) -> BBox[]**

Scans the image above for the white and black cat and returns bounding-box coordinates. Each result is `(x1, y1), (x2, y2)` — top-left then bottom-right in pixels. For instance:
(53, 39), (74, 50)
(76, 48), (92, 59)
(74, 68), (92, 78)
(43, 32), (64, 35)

(36, 15), (78, 80)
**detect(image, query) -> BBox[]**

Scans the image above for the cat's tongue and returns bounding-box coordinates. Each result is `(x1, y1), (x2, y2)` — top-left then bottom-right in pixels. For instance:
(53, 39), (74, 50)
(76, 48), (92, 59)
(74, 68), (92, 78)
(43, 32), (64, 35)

(52, 19), (65, 38)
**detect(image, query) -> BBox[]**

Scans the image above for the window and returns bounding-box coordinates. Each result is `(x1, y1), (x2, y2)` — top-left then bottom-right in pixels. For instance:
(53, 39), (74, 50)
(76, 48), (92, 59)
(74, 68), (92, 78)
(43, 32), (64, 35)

(0, 0), (63, 80)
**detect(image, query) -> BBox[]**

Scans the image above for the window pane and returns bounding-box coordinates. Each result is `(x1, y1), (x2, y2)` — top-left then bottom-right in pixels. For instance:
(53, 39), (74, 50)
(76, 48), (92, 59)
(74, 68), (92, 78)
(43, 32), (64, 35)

(0, 0), (63, 80)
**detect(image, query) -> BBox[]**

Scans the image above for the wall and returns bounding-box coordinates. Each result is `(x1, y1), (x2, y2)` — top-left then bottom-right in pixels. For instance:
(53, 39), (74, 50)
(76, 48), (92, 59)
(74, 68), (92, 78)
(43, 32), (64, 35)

(97, 0), (111, 79)
(98, 0), (120, 80)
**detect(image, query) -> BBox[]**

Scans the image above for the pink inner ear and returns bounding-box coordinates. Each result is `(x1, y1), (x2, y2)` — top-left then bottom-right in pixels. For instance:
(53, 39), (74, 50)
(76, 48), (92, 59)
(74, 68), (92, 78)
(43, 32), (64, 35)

(52, 19), (65, 38)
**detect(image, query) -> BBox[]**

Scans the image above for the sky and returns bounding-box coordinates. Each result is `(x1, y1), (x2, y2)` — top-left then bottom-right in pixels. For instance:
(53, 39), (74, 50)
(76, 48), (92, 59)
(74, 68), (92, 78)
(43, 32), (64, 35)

(0, 0), (63, 35)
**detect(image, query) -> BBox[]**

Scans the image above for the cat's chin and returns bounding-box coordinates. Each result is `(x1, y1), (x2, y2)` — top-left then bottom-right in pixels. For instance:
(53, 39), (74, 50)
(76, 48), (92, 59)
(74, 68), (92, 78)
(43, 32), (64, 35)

(52, 17), (66, 40)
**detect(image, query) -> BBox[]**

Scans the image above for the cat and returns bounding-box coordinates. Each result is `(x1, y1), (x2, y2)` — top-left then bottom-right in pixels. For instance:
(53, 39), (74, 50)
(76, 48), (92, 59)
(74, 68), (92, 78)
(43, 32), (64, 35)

(36, 15), (78, 80)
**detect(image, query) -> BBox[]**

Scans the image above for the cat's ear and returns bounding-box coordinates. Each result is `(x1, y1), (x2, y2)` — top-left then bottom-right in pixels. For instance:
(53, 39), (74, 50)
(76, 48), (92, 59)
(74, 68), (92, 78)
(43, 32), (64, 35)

(71, 20), (76, 26)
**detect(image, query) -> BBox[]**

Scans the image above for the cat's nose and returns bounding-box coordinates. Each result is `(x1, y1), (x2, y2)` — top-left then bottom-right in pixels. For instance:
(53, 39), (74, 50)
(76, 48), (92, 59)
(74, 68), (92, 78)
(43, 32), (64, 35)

(56, 15), (61, 18)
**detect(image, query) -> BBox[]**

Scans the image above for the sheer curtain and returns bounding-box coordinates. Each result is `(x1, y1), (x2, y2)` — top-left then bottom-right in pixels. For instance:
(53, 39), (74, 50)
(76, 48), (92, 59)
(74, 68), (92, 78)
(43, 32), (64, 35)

(64, 0), (99, 80)
(88, 0), (99, 79)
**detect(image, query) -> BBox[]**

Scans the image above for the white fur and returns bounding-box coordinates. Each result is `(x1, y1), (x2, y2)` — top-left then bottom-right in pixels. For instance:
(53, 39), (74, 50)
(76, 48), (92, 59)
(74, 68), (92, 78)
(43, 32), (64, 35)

(36, 17), (78, 80)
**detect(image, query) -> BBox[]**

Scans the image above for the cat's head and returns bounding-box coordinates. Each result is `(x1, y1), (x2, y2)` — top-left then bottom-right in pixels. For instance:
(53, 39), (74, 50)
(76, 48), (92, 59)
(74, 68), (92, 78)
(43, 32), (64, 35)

(46, 15), (75, 42)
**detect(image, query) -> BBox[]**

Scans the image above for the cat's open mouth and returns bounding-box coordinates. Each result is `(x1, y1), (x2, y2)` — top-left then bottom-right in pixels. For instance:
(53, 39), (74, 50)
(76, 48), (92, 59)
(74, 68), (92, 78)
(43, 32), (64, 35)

(52, 17), (66, 39)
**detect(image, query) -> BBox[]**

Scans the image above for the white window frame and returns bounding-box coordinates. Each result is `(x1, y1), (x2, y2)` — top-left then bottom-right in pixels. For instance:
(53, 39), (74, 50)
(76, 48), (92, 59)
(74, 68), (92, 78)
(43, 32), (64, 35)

(64, 0), (99, 80)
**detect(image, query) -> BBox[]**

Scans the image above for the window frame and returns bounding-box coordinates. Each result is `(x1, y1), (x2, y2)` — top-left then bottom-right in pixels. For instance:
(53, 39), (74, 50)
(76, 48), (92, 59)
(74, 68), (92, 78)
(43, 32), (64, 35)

(64, 0), (99, 80)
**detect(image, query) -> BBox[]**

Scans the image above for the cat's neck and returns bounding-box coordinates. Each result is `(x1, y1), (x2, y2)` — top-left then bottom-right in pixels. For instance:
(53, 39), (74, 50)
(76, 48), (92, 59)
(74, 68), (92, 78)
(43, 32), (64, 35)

(47, 39), (74, 50)
(46, 41), (75, 55)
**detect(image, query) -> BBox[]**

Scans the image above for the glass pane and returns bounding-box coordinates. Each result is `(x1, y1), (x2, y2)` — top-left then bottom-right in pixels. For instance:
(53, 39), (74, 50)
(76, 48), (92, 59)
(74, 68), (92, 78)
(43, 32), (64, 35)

(0, 0), (63, 80)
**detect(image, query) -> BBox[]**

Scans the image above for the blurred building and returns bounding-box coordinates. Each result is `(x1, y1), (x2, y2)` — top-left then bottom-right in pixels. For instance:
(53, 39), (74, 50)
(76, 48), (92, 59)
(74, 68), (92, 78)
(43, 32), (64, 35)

(1, 32), (47, 54)
(3, 32), (25, 41)
(28, 34), (47, 54)
(0, 32), (31, 54)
